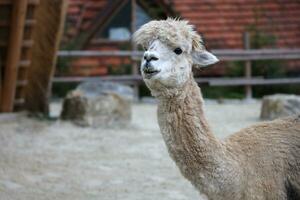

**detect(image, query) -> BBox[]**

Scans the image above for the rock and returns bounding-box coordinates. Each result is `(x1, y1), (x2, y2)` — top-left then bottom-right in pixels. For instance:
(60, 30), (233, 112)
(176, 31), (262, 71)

(260, 94), (300, 120)
(60, 81), (134, 127)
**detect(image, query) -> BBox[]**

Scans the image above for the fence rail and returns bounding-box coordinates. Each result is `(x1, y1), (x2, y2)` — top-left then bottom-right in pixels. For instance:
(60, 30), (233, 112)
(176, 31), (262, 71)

(56, 48), (300, 99)
(53, 75), (300, 86)
(58, 49), (300, 60)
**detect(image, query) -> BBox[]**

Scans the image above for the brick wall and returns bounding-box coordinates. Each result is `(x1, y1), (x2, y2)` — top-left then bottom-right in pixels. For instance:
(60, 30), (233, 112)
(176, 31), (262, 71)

(60, 0), (300, 77)
(173, 0), (300, 49)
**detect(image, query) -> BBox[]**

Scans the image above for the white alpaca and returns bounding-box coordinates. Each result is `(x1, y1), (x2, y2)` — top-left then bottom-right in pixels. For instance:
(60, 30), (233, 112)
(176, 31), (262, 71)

(133, 18), (300, 200)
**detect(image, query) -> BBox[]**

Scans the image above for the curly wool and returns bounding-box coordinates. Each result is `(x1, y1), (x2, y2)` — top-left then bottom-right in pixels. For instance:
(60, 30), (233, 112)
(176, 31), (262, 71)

(134, 18), (300, 199)
(133, 18), (204, 53)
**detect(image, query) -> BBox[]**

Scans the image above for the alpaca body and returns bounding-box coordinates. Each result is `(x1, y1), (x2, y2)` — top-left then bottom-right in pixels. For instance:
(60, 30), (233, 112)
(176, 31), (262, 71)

(227, 119), (300, 200)
(133, 18), (300, 199)
(157, 78), (300, 200)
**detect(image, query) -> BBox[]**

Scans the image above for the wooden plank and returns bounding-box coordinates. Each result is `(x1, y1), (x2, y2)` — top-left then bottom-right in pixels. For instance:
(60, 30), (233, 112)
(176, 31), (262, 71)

(0, 19), (37, 27)
(212, 49), (300, 61)
(14, 98), (25, 105)
(1, 0), (28, 112)
(16, 80), (28, 87)
(19, 60), (31, 68)
(52, 76), (300, 87)
(51, 76), (254, 85)
(243, 32), (252, 99)
(90, 39), (130, 45)
(22, 40), (34, 48)
(52, 75), (144, 83)
(25, 0), (68, 115)
(0, 0), (39, 5)
(244, 78), (300, 86)
(57, 49), (300, 60)
(0, 40), (34, 48)
(209, 78), (300, 86)
(58, 50), (143, 57)
(24, 19), (37, 26)
(0, 60), (31, 68)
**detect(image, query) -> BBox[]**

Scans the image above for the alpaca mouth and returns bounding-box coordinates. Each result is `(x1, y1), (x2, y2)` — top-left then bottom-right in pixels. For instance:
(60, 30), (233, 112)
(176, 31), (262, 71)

(143, 69), (161, 78)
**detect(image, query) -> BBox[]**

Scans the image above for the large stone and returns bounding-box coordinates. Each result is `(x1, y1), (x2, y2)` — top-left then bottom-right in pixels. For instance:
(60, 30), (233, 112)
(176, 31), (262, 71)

(260, 94), (300, 120)
(60, 81), (134, 127)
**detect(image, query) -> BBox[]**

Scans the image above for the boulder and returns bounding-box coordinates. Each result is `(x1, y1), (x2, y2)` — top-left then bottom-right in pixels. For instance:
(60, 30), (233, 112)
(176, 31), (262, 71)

(260, 94), (300, 120)
(60, 81), (134, 127)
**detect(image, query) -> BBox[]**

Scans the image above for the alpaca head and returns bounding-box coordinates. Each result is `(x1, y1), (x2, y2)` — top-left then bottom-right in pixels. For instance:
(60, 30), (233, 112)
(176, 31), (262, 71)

(133, 18), (219, 95)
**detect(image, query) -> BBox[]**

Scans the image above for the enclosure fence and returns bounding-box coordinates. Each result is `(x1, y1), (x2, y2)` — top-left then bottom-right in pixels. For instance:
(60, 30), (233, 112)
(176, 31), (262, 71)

(56, 47), (300, 99)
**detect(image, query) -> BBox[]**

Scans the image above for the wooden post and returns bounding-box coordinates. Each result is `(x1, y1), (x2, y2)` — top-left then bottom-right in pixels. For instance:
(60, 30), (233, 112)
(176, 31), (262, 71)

(25, 0), (68, 115)
(0, 0), (28, 112)
(131, 0), (139, 99)
(243, 32), (252, 100)
(0, 57), (2, 106)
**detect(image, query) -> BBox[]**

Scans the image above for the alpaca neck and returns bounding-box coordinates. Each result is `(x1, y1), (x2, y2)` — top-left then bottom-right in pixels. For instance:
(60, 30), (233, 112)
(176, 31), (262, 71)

(156, 77), (226, 181)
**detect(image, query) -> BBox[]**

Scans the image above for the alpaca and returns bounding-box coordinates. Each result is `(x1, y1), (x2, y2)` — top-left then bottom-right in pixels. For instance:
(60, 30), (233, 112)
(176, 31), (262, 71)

(133, 18), (300, 200)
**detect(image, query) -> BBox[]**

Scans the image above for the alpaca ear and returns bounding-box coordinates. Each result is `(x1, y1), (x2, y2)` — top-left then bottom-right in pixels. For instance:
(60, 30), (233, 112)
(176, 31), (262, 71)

(192, 50), (219, 68)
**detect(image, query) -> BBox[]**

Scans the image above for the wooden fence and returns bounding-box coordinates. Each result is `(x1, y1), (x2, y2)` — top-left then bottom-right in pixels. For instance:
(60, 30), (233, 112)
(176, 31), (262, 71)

(57, 49), (300, 61)
(55, 48), (300, 99)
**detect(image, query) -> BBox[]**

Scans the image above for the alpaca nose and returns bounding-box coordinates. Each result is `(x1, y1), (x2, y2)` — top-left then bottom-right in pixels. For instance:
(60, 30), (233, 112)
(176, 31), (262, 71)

(143, 52), (159, 63)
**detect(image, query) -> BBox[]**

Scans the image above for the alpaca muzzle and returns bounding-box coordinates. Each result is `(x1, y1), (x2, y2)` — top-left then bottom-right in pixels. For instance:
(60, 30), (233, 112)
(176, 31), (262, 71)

(142, 63), (161, 79)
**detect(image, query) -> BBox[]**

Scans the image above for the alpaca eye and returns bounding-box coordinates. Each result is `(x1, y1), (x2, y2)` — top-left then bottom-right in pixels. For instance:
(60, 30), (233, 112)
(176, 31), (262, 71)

(174, 48), (182, 55)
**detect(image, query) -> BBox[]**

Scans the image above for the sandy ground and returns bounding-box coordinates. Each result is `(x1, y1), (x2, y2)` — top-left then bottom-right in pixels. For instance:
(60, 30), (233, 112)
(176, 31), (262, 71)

(0, 101), (261, 200)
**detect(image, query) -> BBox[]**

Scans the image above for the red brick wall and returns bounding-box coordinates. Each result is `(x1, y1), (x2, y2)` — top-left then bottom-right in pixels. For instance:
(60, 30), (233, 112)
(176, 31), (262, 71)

(63, 0), (107, 42)
(173, 0), (300, 49)
(67, 43), (131, 77)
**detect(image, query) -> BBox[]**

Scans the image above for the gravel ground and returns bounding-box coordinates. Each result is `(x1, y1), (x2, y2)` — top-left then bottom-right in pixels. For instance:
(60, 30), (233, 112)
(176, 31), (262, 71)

(0, 101), (261, 200)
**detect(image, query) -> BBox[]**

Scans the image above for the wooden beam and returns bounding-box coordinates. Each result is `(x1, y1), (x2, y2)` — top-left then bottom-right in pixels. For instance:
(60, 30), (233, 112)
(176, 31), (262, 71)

(16, 80), (28, 87)
(52, 75), (144, 84)
(58, 50), (143, 57)
(14, 98), (25, 105)
(57, 49), (300, 60)
(25, 0), (68, 115)
(212, 49), (300, 61)
(19, 60), (31, 68)
(90, 39), (130, 45)
(1, 0), (28, 112)
(0, 0), (39, 5)
(209, 78), (300, 86)
(0, 19), (36, 27)
(0, 40), (34, 48)
(51, 75), (211, 85)
(0, 60), (31, 68)
(243, 32), (252, 99)
(52, 76), (300, 87)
